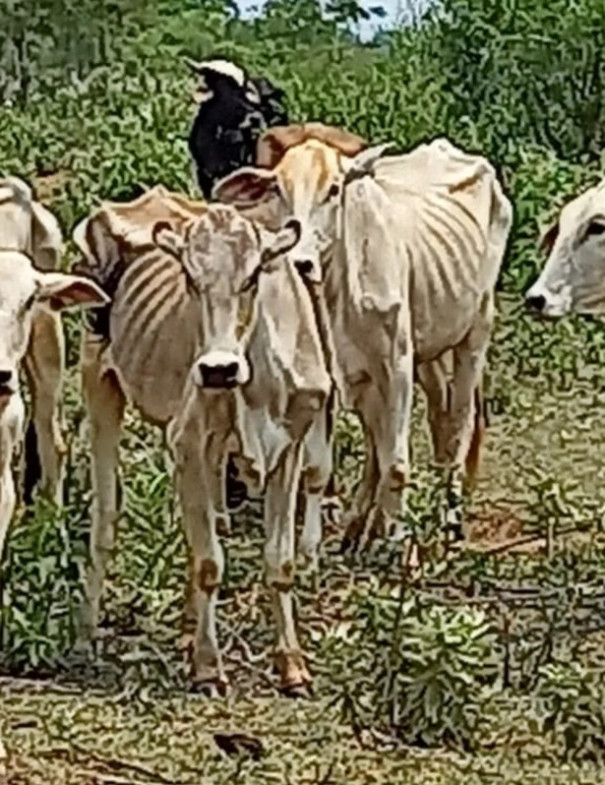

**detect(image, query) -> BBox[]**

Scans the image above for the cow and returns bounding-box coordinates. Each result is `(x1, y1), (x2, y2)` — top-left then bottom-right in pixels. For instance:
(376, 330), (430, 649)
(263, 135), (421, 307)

(526, 181), (605, 317)
(72, 187), (331, 694)
(213, 124), (513, 551)
(0, 176), (105, 509)
(186, 58), (288, 200)
(0, 248), (108, 559)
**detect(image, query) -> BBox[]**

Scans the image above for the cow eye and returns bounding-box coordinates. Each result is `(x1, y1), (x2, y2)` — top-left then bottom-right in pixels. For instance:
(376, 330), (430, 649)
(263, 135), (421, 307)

(326, 183), (340, 201)
(586, 222), (605, 239)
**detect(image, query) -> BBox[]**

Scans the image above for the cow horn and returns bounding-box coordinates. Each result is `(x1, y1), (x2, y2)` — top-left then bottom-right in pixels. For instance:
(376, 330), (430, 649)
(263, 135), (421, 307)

(344, 142), (394, 184)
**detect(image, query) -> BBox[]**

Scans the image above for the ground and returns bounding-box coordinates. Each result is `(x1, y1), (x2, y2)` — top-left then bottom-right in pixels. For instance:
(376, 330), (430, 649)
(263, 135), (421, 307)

(2, 299), (605, 784)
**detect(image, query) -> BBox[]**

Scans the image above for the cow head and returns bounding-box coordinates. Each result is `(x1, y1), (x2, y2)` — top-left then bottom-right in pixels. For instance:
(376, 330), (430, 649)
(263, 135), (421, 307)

(213, 129), (390, 283)
(185, 57), (260, 106)
(526, 183), (605, 317)
(153, 205), (300, 390)
(0, 250), (108, 404)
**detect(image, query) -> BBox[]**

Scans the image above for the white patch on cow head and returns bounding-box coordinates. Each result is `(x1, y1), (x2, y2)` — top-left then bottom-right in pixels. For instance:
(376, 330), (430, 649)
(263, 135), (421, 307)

(526, 183), (605, 317)
(151, 208), (301, 391)
(0, 251), (108, 402)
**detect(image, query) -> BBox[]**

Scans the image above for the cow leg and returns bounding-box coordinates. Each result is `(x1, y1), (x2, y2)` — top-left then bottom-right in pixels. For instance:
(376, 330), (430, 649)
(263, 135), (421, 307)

(344, 354), (414, 551)
(418, 303), (493, 539)
(367, 359), (414, 545)
(265, 441), (311, 695)
(0, 395), (24, 559)
(173, 425), (228, 694)
(77, 336), (125, 647)
(341, 418), (379, 551)
(298, 408), (333, 571)
(23, 310), (66, 506)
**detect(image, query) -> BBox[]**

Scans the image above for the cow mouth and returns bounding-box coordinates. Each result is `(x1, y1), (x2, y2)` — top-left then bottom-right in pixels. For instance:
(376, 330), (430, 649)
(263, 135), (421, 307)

(0, 384), (14, 398)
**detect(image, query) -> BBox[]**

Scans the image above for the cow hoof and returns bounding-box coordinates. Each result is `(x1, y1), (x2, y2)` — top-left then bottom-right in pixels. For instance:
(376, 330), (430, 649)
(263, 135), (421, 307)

(190, 677), (229, 699)
(321, 495), (343, 526)
(278, 680), (314, 699)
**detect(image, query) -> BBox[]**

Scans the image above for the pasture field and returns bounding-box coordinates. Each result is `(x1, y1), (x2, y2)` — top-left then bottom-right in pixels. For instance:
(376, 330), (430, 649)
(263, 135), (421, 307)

(3, 1), (605, 783)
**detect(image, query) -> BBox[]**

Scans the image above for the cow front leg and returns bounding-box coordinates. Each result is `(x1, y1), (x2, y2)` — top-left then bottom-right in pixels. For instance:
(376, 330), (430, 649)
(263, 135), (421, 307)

(0, 395), (24, 559)
(173, 426), (228, 694)
(264, 442), (311, 695)
(23, 310), (66, 506)
(341, 418), (379, 552)
(344, 356), (414, 551)
(298, 406), (333, 572)
(77, 336), (125, 648)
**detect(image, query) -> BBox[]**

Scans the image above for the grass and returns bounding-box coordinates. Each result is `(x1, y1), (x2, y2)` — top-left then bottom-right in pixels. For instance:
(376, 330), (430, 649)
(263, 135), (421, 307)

(2, 294), (605, 783)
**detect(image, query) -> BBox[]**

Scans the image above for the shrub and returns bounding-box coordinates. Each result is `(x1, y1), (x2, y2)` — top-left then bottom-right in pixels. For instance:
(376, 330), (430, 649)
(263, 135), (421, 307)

(325, 590), (499, 749)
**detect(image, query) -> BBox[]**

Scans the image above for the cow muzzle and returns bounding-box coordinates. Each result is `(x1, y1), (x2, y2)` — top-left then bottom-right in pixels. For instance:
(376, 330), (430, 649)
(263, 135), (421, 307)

(525, 283), (570, 318)
(194, 350), (250, 389)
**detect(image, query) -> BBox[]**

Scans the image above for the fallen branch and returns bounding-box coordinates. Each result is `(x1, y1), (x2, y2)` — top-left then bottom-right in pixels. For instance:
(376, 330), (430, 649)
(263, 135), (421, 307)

(54, 739), (177, 785)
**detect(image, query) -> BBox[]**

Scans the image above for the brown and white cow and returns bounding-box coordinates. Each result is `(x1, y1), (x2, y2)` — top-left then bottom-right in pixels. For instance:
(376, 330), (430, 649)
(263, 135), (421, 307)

(214, 124), (513, 549)
(72, 187), (331, 694)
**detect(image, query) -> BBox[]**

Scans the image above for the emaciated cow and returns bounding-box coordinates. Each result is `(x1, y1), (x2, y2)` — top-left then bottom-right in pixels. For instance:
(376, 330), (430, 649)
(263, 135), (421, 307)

(214, 124), (512, 550)
(72, 188), (331, 694)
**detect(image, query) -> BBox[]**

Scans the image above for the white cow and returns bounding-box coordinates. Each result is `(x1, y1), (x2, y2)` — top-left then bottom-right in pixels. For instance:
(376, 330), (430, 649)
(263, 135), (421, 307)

(0, 176), (71, 505)
(215, 124), (512, 549)
(526, 181), (605, 316)
(0, 249), (108, 557)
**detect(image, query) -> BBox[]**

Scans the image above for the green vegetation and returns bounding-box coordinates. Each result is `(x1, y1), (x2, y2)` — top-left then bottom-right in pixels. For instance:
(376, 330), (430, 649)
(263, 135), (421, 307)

(2, 1), (605, 782)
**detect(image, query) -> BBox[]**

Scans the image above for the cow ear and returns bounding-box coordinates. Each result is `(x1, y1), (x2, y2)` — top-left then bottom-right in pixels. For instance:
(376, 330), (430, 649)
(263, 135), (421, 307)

(31, 201), (63, 271)
(539, 219), (559, 255)
(213, 167), (280, 206)
(152, 220), (186, 259)
(37, 272), (110, 311)
(260, 219), (301, 267)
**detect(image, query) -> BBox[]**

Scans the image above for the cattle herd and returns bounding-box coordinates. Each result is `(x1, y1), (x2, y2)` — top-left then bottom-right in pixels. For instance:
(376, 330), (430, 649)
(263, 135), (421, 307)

(0, 58), (599, 697)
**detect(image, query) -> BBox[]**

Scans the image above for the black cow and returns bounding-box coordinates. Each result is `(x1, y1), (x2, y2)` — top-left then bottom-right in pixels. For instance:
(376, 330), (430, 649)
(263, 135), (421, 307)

(186, 58), (288, 199)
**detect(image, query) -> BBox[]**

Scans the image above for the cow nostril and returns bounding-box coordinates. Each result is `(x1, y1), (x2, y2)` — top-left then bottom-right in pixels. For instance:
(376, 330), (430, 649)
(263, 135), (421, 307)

(199, 361), (240, 388)
(294, 259), (314, 277)
(0, 370), (13, 386)
(526, 294), (546, 312)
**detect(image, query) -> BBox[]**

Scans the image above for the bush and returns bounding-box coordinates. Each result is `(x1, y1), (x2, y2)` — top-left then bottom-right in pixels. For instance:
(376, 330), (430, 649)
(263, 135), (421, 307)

(324, 590), (499, 749)
(535, 662), (605, 762)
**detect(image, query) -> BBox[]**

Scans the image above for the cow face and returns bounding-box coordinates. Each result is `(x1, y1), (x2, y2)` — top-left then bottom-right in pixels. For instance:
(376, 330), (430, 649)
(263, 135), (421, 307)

(213, 140), (391, 283)
(0, 251), (108, 405)
(526, 184), (605, 317)
(153, 206), (300, 390)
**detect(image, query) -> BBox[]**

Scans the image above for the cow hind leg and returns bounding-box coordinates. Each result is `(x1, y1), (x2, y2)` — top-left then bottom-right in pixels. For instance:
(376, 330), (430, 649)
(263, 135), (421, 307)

(76, 337), (125, 649)
(265, 441), (312, 696)
(418, 311), (492, 540)
(23, 310), (66, 506)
